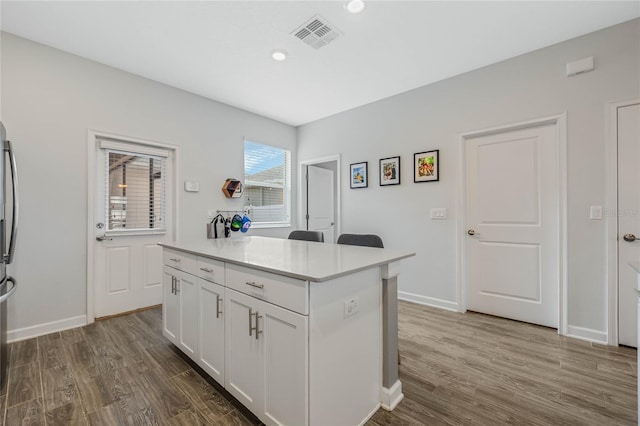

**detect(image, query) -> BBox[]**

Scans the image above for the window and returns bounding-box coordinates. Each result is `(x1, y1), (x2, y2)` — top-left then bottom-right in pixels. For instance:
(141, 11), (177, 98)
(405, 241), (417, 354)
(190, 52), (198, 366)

(244, 140), (291, 226)
(101, 139), (168, 233)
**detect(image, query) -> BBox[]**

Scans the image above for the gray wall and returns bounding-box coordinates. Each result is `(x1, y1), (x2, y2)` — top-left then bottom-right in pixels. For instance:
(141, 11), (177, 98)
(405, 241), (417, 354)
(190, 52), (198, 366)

(0, 33), (296, 335)
(298, 19), (640, 339)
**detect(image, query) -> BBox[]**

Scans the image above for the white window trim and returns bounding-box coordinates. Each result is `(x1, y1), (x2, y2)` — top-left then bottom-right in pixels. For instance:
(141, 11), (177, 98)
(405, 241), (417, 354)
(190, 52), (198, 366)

(103, 146), (167, 234)
(244, 140), (292, 227)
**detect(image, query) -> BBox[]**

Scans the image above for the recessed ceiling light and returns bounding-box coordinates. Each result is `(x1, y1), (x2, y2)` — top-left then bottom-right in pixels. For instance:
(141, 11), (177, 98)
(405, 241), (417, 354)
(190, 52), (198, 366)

(271, 49), (288, 61)
(346, 0), (365, 14)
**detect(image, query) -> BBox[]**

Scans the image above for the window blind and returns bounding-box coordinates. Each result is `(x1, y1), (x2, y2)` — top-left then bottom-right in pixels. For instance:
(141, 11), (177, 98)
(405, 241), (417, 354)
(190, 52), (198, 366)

(244, 141), (291, 224)
(105, 149), (167, 232)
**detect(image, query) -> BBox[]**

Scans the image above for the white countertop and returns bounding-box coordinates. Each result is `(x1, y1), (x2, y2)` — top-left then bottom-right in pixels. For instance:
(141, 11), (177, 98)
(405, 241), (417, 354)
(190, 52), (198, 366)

(160, 236), (415, 282)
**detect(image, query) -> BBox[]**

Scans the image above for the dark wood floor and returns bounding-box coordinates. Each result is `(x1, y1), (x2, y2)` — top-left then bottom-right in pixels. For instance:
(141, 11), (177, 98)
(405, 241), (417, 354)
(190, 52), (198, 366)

(0, 301), (636, 425)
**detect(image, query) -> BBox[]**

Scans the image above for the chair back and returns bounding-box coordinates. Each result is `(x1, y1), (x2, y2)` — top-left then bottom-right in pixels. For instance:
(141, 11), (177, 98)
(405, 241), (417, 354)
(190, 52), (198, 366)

(336, 233), (384, 248)
(288, 230), (325, 243)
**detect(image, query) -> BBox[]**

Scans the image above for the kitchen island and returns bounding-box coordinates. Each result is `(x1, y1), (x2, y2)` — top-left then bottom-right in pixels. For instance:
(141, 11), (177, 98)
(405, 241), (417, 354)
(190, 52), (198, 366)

(159, 236), (414, 426)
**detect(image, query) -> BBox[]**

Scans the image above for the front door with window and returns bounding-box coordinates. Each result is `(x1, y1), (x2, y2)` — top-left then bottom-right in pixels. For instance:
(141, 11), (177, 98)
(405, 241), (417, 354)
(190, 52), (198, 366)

(93, 137), (174, 318)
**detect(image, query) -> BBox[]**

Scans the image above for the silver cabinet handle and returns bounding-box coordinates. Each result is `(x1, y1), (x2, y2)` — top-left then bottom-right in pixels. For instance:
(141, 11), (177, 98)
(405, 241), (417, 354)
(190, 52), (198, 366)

(0, 277), (17, 304)
(245, 281), (264, 289)
(175, 278), (180, 294)
(4, 141), (18, 265)
(623, 234), (637, 242)
(255, 312), (263, 340)
(248, 309), (262, 339)
(171, 276), (176, 294)
(169, 258), (181, 263)
(200, 267), (214, 273)
(216, 294), (222, 318)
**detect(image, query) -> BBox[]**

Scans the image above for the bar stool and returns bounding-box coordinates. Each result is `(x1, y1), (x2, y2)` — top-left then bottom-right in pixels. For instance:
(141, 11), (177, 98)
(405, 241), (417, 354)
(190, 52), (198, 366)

(288, 230), (324, 242)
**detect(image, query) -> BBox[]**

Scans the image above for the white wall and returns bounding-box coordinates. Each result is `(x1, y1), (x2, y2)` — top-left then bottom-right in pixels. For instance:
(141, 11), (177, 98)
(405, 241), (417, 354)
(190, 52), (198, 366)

(0, 33), (296, 336)
(298, 19), (640, 339)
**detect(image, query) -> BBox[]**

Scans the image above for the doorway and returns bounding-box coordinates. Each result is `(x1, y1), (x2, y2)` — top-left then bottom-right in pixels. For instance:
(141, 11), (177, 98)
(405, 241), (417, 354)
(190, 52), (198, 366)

(609, 100), (640, 347)
(460, 115), (567, 332)
(299, 155), (340, 243)
(87, 130), (178, 322)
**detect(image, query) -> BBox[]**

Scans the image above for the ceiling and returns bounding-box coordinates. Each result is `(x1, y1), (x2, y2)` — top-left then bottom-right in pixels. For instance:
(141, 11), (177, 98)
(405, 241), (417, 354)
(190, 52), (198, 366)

(1, 1), (638, 126)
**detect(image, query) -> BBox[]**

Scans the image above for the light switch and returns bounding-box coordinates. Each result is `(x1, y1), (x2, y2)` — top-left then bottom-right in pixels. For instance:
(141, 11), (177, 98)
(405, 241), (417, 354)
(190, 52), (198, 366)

(590, 205), (603, 220)
(431, 208), (447, 220)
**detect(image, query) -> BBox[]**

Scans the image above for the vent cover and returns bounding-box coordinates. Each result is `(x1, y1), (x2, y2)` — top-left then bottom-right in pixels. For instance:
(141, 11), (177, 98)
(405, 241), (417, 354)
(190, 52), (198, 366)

(291, 15), (342, 49)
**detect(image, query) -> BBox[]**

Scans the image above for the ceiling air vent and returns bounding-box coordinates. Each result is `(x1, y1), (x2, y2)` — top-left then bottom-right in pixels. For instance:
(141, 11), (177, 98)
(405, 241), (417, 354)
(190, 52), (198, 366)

(291, 15), (342, 50)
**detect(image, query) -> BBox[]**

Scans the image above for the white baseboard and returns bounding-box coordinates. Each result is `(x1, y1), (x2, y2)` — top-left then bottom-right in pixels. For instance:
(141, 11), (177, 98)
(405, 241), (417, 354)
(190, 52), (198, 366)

(8, 315), (87, 343)
(566, 325), (608, 345)
(398, 291), (458, 312)
(358, 403), (381, 426)
(380, 380), (404, 411)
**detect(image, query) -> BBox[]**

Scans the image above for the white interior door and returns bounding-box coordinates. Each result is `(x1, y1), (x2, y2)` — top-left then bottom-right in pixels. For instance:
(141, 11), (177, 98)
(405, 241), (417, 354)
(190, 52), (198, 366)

(618, 103), (640, 347)
(307, 165), (335, 243)
(93, 138), (174, 318)
(465, 123), (559, 328)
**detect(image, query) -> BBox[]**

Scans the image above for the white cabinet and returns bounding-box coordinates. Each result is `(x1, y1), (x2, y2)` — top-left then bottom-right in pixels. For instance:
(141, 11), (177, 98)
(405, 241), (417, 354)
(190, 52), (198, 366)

(162, 266), (180, 345)
(225, 288), (308, 426)
(177, 270), (198, 358)
(197, 278), (225, 383)
(163, 265), (198, 358)
(225, 289), (262, 413)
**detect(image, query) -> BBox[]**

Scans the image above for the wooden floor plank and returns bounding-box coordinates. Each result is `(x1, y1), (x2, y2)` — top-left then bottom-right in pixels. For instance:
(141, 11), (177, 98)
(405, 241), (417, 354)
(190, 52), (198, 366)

(2, 301), (637, 425)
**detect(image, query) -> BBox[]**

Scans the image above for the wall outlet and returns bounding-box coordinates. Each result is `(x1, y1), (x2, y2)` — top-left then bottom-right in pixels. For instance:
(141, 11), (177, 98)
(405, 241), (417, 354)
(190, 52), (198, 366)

(344, 298), (359, 318)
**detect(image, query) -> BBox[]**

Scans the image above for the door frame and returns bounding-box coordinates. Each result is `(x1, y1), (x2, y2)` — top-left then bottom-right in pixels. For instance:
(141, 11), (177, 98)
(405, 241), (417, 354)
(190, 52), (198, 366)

(457, 113), (568, 335)
(298, 154), (341, 241)
(605, 98), (640, 346)
(86, 129), (180, 323)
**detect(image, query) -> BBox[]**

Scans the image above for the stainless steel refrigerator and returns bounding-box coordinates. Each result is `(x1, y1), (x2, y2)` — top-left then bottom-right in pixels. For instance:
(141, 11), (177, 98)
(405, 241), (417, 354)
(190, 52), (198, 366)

(0, 122), (18, 387)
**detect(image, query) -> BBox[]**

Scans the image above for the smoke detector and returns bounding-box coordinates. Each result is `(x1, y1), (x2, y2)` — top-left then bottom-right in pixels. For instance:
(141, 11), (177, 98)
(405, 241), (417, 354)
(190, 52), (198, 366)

(291, 15), (342, 50)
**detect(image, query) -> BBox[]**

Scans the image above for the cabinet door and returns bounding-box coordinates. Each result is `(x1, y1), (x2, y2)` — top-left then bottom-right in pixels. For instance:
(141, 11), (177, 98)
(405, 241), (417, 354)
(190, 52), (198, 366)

(198, 278), (225, 384)
(177, 271), (198, 358)
(225, 289), (262, 414)
(162, 267), (179, 345)
(260, 300), (308, 426)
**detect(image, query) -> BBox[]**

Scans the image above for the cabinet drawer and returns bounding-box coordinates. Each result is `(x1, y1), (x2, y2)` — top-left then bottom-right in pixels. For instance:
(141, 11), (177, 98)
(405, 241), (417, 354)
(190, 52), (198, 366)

(163, 249), (197, 275)
(226, 263), (308, 315)
(197, 257), (225, 284)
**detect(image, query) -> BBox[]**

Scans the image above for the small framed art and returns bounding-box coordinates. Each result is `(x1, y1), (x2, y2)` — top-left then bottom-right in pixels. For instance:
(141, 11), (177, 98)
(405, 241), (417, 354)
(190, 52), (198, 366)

(414, 150), (439, 183)
(379, 156), (400, 186)
(350, 161), (368, 189)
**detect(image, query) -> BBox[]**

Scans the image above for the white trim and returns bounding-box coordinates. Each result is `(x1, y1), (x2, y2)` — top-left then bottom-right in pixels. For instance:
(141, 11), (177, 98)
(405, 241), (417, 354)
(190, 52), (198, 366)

(398, 291), (458, 312)
(298, 154), (341, 241)
(567, 325), (608, 345)
(8, 315), (87, 343)
(380, 380), (403, 411)
(457, 113), (568, 334)
(86, 129), (180, 324)
(605, 98), (640, 346)
(99, 139), (169, 157)
(358, 403), (382, 426)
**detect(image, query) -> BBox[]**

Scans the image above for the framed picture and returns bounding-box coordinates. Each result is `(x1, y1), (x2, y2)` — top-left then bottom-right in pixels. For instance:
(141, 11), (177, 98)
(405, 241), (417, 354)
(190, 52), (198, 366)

(350, 161), (368, 189)
(379, 156), (400, 186)
(414, 150), (439, 183)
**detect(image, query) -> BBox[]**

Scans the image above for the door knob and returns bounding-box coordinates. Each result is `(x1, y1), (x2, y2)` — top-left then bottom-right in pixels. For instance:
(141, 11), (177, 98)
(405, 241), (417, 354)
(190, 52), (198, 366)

(623, 233), (637, 242)
(467, 229), (476, 236)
